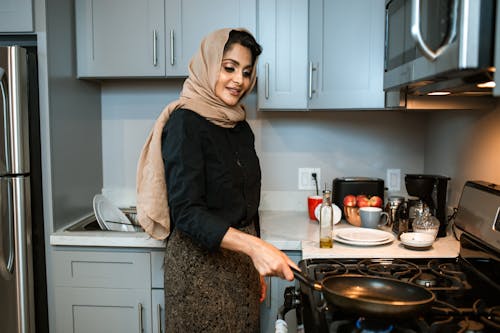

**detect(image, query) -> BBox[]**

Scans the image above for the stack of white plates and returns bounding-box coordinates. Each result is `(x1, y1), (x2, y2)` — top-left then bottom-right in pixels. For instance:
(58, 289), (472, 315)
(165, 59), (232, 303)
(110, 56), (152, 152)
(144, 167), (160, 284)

(334, 228), (394, 246)
(93, 194), (136, 232)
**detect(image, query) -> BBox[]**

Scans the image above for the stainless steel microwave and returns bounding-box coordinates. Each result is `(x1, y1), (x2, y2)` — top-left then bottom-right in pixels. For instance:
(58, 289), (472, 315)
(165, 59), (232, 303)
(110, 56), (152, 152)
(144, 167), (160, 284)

(384, 0), (495, 96)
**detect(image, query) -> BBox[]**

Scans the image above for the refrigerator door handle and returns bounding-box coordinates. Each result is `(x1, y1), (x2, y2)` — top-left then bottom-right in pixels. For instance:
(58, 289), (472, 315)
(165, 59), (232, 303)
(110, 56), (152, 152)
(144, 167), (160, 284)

(1, 46), (30, 176)
(1, 70), (9, 175)
(0, 178), (15, 277)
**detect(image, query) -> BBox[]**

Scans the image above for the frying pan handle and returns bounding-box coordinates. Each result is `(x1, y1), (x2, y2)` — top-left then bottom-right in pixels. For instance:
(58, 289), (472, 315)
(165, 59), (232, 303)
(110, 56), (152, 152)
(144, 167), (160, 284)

(290, 266), (322, 291)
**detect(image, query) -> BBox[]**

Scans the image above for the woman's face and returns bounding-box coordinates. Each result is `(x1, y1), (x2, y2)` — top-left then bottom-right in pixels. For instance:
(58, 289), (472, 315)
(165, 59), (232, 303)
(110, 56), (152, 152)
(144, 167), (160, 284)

(215, 43), (253, 106)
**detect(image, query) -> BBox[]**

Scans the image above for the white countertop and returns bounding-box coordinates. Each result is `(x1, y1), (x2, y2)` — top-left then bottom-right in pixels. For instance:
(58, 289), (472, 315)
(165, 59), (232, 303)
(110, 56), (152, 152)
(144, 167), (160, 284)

(50, 210), (460, 260)
(259, 210), (318, 251)
(50, 210), (312, 249)
(260, 210), (460, 258)
(50, 230), (165, 248)
(302, 233), (460, 259)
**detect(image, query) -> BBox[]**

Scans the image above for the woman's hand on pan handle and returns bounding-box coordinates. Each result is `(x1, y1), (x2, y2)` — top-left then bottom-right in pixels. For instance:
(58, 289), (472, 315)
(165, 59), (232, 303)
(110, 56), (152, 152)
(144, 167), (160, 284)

(221, 227), (299, 281)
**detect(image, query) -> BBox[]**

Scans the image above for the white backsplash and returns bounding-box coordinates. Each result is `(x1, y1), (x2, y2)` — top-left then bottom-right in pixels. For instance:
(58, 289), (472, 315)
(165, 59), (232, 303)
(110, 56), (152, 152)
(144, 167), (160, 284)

(101, 188), (315, 213)
(100, 81), (500, 211)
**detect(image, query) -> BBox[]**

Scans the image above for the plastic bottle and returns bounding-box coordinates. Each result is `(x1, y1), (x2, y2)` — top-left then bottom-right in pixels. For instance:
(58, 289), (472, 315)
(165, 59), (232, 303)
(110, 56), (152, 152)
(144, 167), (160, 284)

(319, 189), (334, 248)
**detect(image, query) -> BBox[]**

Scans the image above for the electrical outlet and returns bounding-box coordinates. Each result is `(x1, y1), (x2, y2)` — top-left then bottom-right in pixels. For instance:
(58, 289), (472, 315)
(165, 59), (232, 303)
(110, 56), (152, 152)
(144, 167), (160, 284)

(298, 168), (321, 190)
(386, 169), (401, 192)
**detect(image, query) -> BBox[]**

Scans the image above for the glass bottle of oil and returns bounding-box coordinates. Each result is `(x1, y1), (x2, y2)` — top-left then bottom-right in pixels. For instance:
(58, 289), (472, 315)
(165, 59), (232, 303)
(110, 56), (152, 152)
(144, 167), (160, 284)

(319, 189), (333, 248)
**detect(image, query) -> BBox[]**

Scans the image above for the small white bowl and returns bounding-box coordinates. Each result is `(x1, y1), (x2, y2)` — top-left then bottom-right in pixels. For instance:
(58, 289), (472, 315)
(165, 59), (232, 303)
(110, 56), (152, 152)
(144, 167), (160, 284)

(400, 232), (435, 250)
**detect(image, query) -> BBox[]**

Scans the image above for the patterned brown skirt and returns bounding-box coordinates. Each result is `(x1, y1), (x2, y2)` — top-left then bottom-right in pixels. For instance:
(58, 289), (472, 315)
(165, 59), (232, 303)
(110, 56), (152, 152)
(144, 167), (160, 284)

(164, 224), (261, 333)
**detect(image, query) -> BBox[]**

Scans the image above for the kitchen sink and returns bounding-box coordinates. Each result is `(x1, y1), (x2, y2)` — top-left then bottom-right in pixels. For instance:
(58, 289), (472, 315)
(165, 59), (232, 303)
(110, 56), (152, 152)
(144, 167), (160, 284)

(65, 208), (143, 232)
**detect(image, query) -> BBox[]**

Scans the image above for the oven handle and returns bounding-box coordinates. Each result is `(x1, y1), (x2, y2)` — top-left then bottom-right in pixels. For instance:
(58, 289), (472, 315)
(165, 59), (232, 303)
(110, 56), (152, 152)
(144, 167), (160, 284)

(410, 0), (458, 61)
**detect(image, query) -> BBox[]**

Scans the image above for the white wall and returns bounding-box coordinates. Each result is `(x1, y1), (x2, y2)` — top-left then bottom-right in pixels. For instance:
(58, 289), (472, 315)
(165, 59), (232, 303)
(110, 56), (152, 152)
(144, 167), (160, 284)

(424, 101), (500, 206)
(101, 81), (429, 210)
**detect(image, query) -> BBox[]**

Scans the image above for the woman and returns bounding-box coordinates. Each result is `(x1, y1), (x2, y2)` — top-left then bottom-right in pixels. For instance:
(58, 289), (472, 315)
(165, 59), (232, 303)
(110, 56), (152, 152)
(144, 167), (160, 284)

(136, 28), (297, 332)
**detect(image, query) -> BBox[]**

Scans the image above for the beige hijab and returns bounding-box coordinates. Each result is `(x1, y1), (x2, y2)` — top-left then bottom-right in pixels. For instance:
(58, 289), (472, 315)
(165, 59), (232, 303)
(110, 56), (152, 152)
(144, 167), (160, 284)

(136, 28), (258, 239)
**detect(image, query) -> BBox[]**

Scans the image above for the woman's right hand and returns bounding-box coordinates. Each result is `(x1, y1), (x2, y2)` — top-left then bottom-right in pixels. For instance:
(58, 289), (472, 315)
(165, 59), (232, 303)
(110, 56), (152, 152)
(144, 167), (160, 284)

(221, 227), (299, 281)
(247, 236), (298, 280)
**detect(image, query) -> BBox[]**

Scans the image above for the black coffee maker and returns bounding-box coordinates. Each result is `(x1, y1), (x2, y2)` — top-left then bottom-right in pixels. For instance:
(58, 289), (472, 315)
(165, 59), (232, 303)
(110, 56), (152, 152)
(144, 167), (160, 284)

(405, 174), (450, 237)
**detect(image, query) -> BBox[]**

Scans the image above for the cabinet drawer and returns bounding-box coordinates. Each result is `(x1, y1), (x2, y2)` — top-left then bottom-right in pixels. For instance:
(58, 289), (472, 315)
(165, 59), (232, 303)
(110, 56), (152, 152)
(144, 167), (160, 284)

(54, 286), (151, 333)
(151, 250), (165, 289)
(53, 250), (151, 289)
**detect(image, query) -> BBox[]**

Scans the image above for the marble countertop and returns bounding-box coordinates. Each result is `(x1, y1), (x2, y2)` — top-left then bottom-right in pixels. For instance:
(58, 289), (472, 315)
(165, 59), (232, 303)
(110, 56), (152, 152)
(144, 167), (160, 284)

(302, 233), (460, 259)
(50, 229), (166, 248)
(50, 210), (460, 260)
(260, 210), (460, 258)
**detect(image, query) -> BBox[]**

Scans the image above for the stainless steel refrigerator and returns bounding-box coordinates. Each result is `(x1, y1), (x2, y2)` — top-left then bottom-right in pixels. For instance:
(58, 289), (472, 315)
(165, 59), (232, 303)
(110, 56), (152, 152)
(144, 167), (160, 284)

(1, 42), (48, 333)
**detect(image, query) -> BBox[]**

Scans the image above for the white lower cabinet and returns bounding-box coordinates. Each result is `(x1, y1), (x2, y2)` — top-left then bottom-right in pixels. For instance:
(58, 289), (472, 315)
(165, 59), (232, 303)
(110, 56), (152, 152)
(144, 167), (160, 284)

(53, 247), (300, 333)
(151, 289), (165, 333)
(53, 249), (163, 333)
(260, 251), (302, 333)
(54, 287), (151, 333)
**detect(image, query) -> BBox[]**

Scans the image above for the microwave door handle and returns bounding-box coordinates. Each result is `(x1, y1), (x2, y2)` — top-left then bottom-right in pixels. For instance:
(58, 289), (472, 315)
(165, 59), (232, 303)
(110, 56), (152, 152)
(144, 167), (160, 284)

(411, 0), (458, 61)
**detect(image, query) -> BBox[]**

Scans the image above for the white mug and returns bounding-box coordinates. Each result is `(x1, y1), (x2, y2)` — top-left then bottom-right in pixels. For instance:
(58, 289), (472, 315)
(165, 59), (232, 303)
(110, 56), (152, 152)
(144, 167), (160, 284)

(359, 207), (389, 229)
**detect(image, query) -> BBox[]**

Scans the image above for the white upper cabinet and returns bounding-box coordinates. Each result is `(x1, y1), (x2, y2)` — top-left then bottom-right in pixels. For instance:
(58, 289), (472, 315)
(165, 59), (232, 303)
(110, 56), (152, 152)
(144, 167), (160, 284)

(257, 0), (385, 110)
(75, 0), (256, 78)
(75, 0), (165, 78)
(0, 0), (33, 32)
(308, 0), (385, 109)
(165, 0), (256, 77)
(257, 0), (309, 109)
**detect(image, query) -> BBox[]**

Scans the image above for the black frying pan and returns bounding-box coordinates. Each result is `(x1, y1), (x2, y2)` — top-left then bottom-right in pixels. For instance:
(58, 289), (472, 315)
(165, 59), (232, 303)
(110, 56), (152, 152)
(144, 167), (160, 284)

(292, 268), (435, 318)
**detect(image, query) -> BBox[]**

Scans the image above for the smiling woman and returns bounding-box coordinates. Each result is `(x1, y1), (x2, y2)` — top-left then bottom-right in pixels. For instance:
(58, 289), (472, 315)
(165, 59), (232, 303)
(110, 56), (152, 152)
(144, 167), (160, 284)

(215, 44), (253, 106)
(136, 28), (298, 332)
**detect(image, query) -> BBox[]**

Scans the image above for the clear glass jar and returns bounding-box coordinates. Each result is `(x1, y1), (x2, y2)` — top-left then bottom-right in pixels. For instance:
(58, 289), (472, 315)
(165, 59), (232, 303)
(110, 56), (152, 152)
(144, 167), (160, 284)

(412, 206), (440, 239)
(319, 190), (333, 248)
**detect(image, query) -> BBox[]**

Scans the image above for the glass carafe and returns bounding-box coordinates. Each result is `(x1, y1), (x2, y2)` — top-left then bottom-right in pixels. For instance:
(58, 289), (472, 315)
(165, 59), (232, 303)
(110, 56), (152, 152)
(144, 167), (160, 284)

(412, 206), (440, 238)
(319, 190), (333, 248)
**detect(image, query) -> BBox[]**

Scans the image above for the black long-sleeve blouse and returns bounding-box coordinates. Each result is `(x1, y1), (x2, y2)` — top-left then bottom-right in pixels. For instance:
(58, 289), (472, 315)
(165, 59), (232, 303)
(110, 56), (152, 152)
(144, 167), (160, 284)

(162, 108), (261, 251)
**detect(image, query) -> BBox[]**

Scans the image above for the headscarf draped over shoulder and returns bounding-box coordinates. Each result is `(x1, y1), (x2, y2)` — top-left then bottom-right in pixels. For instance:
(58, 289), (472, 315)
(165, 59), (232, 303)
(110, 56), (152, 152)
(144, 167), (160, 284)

(136, 28), (258, 239)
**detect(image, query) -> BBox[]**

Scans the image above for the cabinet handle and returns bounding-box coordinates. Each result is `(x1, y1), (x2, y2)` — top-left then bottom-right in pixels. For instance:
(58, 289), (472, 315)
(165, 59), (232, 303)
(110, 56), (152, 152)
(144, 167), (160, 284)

(265, 276), (271, 308)
(308, 62), (316, 99)
(264, 63), (270, 99)
(153, 30), (158, 66)
(169, 30), (175, 66)
(157, 303), (163, 333)
(138, 303), (144, 333)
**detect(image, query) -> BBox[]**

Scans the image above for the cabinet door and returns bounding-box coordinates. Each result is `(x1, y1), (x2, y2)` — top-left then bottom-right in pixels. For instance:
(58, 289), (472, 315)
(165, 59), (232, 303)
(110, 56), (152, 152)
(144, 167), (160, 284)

(165, 0), (257, 77)
(75, 0), (165, 78)
(257, 0), (309, 110)
(55, 287), (152, 333)
(260, 251), (301, 333)
(152, 289), (165, 333)
(0, 0), (33, 32)
(308, 0), (385, 109)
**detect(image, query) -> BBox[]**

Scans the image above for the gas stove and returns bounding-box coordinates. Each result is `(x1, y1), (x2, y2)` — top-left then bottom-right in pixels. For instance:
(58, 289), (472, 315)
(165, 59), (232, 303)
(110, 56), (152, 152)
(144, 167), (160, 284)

(280, 181), (500, 333)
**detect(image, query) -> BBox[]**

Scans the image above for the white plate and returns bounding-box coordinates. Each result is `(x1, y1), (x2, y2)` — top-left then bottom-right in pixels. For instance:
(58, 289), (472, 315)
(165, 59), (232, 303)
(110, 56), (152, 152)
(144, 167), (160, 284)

(333, 235), (394, 246)
(93, 194), (135, 232)
(314, 204), (342, 224)
(336, 227), (392, 243)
